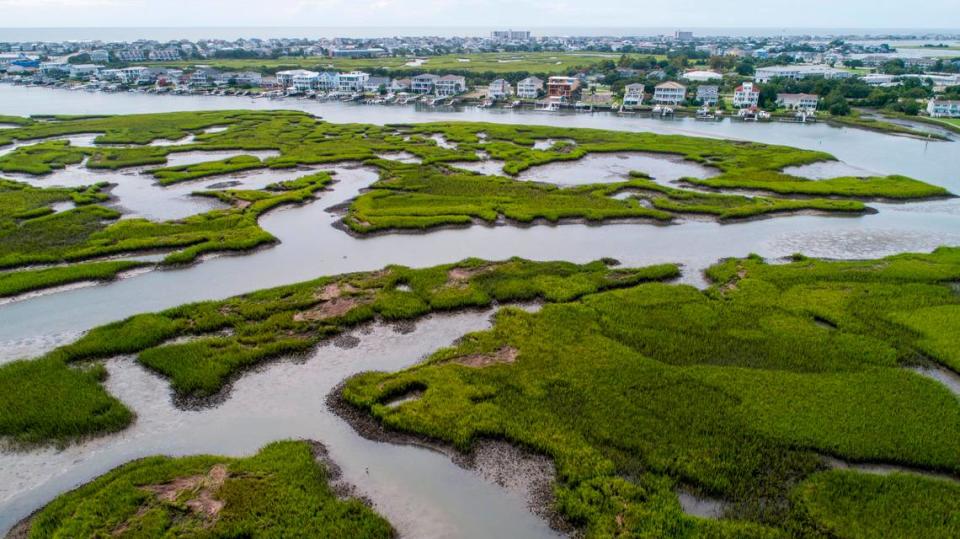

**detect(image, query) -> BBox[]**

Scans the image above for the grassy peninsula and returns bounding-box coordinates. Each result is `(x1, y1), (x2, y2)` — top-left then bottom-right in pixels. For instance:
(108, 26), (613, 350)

(16, 440), (394, 538)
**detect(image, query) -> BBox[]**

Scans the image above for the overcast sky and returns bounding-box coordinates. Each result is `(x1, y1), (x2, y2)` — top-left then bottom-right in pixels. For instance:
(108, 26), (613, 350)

(0, 0), (958, 30)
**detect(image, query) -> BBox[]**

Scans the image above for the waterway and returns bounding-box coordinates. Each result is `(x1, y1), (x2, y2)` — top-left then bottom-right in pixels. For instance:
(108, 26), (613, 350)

(0, 83), (959, 537)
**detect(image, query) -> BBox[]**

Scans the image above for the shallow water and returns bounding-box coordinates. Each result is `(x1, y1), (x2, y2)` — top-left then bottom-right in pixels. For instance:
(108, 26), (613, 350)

(3, 149), (287, 221)
(1, 84), (960, 536)
(783, 160), (879, 179)
(0, 311), (559, 539)
(516, 151), (717, 186)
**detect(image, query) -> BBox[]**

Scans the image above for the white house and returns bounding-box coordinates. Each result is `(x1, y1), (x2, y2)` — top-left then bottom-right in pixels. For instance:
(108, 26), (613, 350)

(927, 99), (960, 118)
(696, 85), (719, 105)
(412, 73), (440, 93)
(276, 69), (319, 89)
(118, 66), (152, 84)
(390, 78), (412, 92)
(862, 73), (895, 86)
(488, 79), (513, 99)
(653, 81), (686, 105)
(89, 50), (110, 63)
(682, 70), (722, 82)
(435, 75), (466, 96)
(733, 82), (760, 108)
(622, 83), (645, 107)
(516, 76), (543, 98)
(337, 71), (369, 93)
(755, 64), (852, 83)
(776, 93), (819, 112)
(68, 64), (101, 78)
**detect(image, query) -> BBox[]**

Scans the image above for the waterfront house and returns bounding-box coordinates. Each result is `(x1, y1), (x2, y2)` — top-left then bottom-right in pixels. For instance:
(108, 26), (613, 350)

(547, 76), (580, 101)
(696, 85), (719, 106)
(776, 93), (819, 112)
(39, 62), (69, 76)
(488, 79), (513, 99)
(682, 70), (722, 82)
(412, 74), (440, 93)
(276, 69), (319, 90)
(317, 71), (339, 91)
(337, 71), (369, 93)
(390, 78), (412, 92)
(622, 83), (645, 107)
(516, 76), (543, 98)
(68, 64), (101, 78)
(190, 67), (221, 86)
(927, 98), (960, 118)
(118, 66), (152, 84)
(653, 81), (686, 105)
(733, 82), (760, 108)
(435, 75), (467, 96)
(364, 76), (390, 93)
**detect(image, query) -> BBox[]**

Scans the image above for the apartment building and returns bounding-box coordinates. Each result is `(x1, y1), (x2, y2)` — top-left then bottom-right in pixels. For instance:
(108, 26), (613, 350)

(927, 98), (960, 118)
(776, 93), (819, 111)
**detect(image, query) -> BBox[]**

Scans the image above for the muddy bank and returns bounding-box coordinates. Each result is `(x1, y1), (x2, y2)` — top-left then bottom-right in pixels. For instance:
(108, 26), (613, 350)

(328, 381), (571, 535)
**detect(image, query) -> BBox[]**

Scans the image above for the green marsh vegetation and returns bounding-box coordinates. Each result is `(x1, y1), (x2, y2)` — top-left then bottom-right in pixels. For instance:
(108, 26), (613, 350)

(342, 246), (960, 537)
(20, 440), (395, 538)
(0, 258), (676, 445)
(0, 110), (948, 295)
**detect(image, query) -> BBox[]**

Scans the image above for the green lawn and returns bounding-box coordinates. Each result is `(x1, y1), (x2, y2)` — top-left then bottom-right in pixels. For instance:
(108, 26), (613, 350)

(142, 51), (666, 77)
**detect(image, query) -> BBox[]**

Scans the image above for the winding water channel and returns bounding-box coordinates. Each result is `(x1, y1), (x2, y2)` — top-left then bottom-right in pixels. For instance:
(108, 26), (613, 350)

(1, 84), (959, 536)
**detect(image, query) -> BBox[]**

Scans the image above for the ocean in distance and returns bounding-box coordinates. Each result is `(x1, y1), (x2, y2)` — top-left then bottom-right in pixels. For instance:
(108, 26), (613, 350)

(2, 26), (960, 42)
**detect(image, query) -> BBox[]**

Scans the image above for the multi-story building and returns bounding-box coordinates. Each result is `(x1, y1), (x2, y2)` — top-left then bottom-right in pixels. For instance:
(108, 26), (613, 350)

(317, 71), (339, 91)
(547, 76), (580, 101)
(927, 98), (960, 118)
(118, 66), (152, 84)
(516, 76), (543, 99)
(390, 78), (412, 92)
(68, 64), (101, 78)
(682, 70), (722, 82)
(89, 50), (110, 63)
(39, 62), (70, 76)
(337, 71), (369, 93)
(754, 64), (852, 83)
(276, 69), (319, 90)
(652, 81), (686, 105)
(776, 93), (819, 111)
(329, 48), (386, 58)
(491, 30), (531, 40)
(116, 49), (145, 62)
(622, 83), (645, 107)
(733, 82), (760, 108)
(148, 48), (181, 61)
(435, 75), (466, 96)
(190, 68), (221, 86)
(488, 79), (513, 99)
(696, 85), (719, 106)
(412, 73), (440, 93)
(364, 76), (390, 93)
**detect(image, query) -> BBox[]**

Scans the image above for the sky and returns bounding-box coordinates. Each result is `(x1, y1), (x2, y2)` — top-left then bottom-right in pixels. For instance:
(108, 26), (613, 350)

(0, 0), (958, 31)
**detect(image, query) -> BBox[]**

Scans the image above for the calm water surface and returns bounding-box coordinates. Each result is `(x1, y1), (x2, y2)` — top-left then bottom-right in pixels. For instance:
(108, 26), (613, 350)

(0, 84), (959, 537)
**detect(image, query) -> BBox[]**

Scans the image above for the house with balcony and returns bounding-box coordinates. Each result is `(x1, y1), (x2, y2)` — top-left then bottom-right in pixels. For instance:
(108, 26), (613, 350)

(317, 71), (339, 91)
(337, 71), (369, 93)
(412, 73), (440, 93)
(276, 69), (319, 90)
(622, 83), (645, 107)
(68, 64), (101, 79)
(653, 81), (686, 105)
(733, 82), (760, 108)
(190, 67), (221, 86)
(488, 79), (513, 99)
(390, 78), (412, 92)
(547, 76), (580, 101)
(776, 93), (819, 111)
(696, 85), (719, 105)
(39, 62), (70, 76)
(364, 76), (390, 93)
(516, 76), (543, 99)
(435, 75), (466, 96)
(928, 98), (960, 118)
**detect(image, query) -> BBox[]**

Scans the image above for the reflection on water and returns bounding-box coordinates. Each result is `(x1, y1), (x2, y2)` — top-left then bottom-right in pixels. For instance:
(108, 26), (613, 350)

(0, 311), (559, 539)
